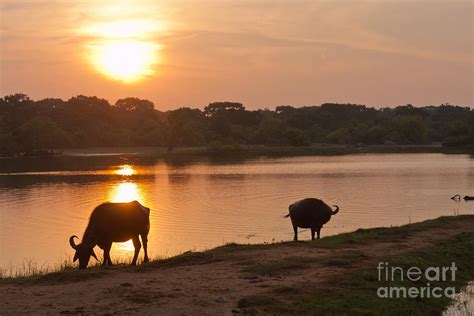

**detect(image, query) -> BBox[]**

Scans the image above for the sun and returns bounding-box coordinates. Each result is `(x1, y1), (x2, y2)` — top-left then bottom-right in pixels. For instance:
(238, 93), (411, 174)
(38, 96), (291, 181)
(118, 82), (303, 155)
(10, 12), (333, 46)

(88, 40), (158, 82)
(82, 20), (160, 83)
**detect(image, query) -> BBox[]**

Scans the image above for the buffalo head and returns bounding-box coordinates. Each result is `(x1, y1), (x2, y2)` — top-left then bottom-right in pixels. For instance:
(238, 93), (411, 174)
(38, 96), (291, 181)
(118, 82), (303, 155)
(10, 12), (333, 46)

(69, 235), (98, 269)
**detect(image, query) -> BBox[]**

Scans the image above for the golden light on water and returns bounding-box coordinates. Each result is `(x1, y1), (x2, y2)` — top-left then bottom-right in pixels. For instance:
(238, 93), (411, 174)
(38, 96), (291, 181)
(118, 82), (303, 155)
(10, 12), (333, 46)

(110, 182), (142, 203)
(81, 9), (161, 83)
(110, 163), (143, 254)
(115, 239), (135, 253)
(116, 165), (135, 176)
(108, 178), (145, 254)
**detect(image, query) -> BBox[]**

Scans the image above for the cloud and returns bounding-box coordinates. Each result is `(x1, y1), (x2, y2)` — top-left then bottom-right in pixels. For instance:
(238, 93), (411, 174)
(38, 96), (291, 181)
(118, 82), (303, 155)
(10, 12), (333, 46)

(159, 29), (472, 66)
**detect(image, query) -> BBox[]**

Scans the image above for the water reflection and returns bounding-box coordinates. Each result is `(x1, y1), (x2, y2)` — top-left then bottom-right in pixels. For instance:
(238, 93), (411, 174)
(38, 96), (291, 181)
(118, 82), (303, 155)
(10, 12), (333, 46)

(115, 165), (135, 176)
(110, 182), (142, 203)
(114, 239), (135, 254)
(108, 179), (145, 254)
(110, 165), (143, 202)
(1, 154), (473, 272)
(108, 165), (144, 255)
(168, 173), (191, 185)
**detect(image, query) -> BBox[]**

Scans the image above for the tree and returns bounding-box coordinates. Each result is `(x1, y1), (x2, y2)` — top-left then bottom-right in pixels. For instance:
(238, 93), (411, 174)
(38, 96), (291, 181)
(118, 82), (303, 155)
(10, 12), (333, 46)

(284, 128), (310, 146)
(203, 102), (244, 117)
(115, 97), (155, 112)
(255, 116), (286, 145)
(2, 93), (31, 104)
(167, 108), (206, 147)
(17, 117), (70, 153)
(0, 93), (473, 155)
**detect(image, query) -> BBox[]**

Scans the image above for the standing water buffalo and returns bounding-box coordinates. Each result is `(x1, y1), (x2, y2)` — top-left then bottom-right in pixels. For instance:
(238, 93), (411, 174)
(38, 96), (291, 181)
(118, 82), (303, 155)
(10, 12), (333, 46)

(69, 200), (150, 269)
(285, 198), (339, 241)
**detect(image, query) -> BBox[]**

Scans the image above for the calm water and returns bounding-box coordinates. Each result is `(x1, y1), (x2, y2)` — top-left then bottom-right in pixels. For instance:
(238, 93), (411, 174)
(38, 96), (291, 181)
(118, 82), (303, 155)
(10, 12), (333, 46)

(0, 153), (473, 271)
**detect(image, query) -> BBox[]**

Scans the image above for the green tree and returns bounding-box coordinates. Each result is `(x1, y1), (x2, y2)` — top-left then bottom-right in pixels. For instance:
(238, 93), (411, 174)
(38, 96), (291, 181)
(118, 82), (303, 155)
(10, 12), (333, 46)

(284, 128), (310, 146)
(17, 117), (70, 153)
(115, 97), (155, 112)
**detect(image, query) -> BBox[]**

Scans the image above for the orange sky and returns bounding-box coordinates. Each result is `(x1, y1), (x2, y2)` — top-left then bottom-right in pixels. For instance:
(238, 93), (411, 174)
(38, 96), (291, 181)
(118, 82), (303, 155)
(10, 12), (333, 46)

(0, 0), (472, 110)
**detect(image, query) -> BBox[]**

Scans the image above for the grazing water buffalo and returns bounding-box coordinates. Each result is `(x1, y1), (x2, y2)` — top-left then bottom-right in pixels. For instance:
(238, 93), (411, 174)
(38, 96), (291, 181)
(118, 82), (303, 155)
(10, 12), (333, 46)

(69, 200), (150, 269)
(285, 198), (339, 241)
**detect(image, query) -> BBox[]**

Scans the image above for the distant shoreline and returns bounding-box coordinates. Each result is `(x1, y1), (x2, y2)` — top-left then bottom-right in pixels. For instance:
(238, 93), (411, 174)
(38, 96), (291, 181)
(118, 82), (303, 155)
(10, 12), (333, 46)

(2, 144), (472, 159)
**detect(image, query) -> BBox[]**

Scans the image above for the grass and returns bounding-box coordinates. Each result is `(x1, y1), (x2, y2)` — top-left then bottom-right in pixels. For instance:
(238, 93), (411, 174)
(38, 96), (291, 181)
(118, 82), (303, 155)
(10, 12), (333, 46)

(297, 214), (473, 249)
(0, 257), (77, 282)
(241, 251), (367, 277)
(273, 286), (301, 295)
(242, 257), (314, 276)
(0, 255), (133, 285)
(237, 295), (279, 308)
(1, 216), (473, 288)
(320, 250), (368, 267)
(149, 215), (474, 269)
(247, 232), (474, 315)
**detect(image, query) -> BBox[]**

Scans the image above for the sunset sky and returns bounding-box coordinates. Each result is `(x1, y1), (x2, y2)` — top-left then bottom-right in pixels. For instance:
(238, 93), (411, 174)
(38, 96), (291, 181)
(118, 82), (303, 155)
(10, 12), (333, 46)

(0, 0), (472, 110)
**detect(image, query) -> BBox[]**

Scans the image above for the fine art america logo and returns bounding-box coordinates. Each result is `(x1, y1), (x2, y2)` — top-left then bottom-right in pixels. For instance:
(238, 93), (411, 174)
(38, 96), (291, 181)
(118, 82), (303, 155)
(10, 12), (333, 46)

(377, 262), (457, 299)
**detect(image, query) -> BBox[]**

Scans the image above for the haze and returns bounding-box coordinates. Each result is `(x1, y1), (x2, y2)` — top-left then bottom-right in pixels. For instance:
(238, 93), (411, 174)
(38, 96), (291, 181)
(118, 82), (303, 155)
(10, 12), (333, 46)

(0, 0), (472, 110)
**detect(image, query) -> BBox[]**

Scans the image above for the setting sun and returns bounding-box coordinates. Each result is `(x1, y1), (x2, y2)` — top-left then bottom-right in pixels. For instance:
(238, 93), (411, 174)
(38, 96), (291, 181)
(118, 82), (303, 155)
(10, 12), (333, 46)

(87, 40), (158, 83)
(82, 19), (160, 83)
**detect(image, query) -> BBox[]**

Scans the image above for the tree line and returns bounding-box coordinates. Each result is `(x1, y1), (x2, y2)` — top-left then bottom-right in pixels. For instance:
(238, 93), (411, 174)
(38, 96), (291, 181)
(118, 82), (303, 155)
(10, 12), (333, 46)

(0, 93), (472, 156)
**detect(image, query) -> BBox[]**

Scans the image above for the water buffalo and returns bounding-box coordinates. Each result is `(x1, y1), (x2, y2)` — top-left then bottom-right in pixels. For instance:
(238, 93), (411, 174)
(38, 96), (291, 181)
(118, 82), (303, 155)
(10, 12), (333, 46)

(285, 198), (339, 241)
(69, 200), (150, 269)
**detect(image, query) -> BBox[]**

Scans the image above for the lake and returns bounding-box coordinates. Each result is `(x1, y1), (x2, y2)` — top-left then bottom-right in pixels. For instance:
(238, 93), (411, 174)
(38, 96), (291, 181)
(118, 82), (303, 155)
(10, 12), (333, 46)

(0, 153), (473, 273)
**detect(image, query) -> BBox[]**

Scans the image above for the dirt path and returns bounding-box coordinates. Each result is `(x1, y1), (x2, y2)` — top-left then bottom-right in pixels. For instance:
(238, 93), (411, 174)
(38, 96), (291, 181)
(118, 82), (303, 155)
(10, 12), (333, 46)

(1, 216), (473, 315)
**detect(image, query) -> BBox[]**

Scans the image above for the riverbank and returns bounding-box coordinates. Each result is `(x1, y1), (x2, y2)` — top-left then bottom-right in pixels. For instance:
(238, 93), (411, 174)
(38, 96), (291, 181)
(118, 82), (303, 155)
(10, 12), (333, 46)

(1, 143), (471, 159)
(1, 215), (473, 314)
(63, 144), (471, 157)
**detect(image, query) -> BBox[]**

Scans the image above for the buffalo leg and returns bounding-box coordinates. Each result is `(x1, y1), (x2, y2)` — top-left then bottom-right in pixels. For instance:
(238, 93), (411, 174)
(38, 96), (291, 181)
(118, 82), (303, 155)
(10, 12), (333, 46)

(140, 233), (149, 263)
(311, 228), (316, 240)
(131, 236), (142, 266)
(105, 247), (113, 266)
(103, 242), (112, 266)
(317, 227), (321, 239)
(293, 224), (298, 241)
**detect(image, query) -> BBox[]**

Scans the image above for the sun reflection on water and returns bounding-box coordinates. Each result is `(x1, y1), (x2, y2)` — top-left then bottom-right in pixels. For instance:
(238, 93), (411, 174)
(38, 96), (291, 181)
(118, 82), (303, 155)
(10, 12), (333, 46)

(110, 182), (142, 203)
(115, 165), (135, 176)
(108, 180), (145, 254)
(115, 239), (135, 253)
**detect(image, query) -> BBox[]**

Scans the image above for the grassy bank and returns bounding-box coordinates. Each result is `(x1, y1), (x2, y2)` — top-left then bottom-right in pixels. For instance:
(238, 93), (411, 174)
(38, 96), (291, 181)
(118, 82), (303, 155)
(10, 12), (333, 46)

(252, 232), (474, 314)
(233, 216), (474, 314)
(1, 215), (468, 282)
(1, 215), (473, 315)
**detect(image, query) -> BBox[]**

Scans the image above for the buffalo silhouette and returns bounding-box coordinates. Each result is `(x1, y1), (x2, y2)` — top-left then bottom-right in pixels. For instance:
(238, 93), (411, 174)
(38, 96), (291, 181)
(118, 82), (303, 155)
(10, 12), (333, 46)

(285, 198), (339, 241)
(69, 201), (150, 269)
